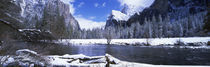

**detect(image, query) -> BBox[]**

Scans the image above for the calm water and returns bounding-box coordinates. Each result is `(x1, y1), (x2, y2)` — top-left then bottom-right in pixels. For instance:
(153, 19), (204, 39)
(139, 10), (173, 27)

(6, 42), (210, 65)
(65, 44), (210, 65)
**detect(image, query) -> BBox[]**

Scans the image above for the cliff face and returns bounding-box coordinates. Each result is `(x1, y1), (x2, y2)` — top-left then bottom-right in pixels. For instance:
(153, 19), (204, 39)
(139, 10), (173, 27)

(106, 0), (208, 27)
(39, 0), (80, 38)
(0, 0), (80, 40)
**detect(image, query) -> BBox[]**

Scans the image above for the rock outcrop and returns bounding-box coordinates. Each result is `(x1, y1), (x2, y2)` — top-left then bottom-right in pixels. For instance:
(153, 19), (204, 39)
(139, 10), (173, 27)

(0, 0), (80, 41)
(1, 49), (50, 67)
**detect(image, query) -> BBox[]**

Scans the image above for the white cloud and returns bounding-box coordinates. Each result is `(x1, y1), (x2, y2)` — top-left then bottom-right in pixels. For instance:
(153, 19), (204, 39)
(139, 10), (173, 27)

(102, 2), (106, 7)
(94, 3), (99, 7)
(60, 0), (75, 14)
(60, 0), (106, 30)
(118, 0), (154, 8)
(78, 2), (84, 7)
(75, 15), (106, 30)
(61, 0), (75, 4)
(89, 16), (96, 20)
(94, 2), (106, 8)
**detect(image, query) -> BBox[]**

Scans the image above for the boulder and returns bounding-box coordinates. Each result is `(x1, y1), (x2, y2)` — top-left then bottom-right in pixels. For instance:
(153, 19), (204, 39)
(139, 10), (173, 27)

(2, 49), (50, 67)
(18, 29), (56, 41)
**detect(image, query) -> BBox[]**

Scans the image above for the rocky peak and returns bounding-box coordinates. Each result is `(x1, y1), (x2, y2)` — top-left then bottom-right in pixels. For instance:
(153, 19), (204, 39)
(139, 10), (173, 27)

(121, 4), (143, 17)
(106, 0), (208, 27)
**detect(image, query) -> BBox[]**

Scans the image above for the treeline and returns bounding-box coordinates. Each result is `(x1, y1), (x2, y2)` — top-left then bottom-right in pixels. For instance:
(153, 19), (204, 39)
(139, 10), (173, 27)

(69, 12), (208, 39)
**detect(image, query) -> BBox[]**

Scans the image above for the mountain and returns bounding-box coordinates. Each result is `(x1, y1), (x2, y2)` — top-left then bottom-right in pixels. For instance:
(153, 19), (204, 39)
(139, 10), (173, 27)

(105, 3), (147, 27)
(0, 0), (80, 41)
(105, 0), (208, 27)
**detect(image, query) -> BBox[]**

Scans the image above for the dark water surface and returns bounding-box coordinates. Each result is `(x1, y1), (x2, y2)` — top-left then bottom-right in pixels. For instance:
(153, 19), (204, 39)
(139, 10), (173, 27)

(66, 44), (210, 65)
(6, 42), (210, 65)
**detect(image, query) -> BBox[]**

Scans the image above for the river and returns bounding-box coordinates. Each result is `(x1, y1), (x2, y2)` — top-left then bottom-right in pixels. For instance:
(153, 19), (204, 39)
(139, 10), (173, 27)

(64, 44), (210, 65)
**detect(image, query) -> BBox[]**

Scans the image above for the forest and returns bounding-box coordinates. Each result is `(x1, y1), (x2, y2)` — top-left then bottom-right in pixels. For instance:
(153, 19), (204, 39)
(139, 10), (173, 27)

(69, 11), (209, 39)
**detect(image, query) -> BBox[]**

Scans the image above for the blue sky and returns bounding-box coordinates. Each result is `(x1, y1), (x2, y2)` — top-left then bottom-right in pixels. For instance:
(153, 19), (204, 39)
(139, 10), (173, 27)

(60, 0), (123, 29)
(61, 0), (154, 29)
(73, 0), (121, 22)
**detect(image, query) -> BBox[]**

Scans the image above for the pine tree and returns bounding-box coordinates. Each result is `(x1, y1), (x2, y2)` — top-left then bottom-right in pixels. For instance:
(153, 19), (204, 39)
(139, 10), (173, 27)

(144, 19), (152, 38)
(158, 15), (163, 38)
(167, 22), (173, 38)
(204, 9), (210, 32)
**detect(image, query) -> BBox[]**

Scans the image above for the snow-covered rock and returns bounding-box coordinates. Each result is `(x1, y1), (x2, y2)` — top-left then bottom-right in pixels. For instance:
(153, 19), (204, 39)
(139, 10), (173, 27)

(119, 0), (155, 17)
(111, 10), (129, 21)
(1, 50), (209, 67)
(121, 4), (143, 17)
(48, 54), (152, 67)
(18, 29), (41, 32)
(1, 49), (50, 67)
(48, 54), (210, 67)
(48, 54), (106, 66)
(106, 0), (155, 27)
(16, 49), (38, 56)
(18, 29), (55, 41)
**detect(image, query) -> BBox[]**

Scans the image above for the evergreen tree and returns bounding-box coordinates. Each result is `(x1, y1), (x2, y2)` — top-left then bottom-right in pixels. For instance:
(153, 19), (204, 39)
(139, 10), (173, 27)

(158, 15), (163, 38)
(204, 9), (210, 32)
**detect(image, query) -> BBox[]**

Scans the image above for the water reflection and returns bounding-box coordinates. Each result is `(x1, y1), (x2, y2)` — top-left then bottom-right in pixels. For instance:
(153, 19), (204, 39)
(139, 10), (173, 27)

(67, 44), (210, 65)
(5, 41), (210, 65)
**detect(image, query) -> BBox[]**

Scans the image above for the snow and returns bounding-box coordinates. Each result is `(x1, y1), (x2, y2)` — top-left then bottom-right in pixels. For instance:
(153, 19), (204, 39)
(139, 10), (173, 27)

(0, 19), (11, 24)
(48, 54), (105, 66)
(111, 10), (129, 21)
(47, 54), (210, 67)
(122, 4), (144, 16)
(58, 37), (210, 46)
(1, 54), (209, 67)
(5, 57), (15, 64)
(110, 0), (155, 21)
(49, 55), (71, 66)
(16, 49), (38, 55)
(1, 50), (210, 67)
(1, 56), (15, 65)
(19, 0), (26, 17)
(18, 29), (41, 32)
(118, 0), (155, 8)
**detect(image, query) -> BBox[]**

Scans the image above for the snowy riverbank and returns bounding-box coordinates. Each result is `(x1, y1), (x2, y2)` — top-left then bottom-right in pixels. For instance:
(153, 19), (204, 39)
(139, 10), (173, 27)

(58, 37), (210, 46)
(48, 54), (210, 67)
(1, 49), (209, 67)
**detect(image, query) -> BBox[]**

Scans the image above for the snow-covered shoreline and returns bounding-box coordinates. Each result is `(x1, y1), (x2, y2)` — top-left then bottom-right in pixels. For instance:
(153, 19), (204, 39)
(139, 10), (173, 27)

(1, 48), (209, 67)
(58, 37), (210, 46)
(48, 54), (210, 67)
